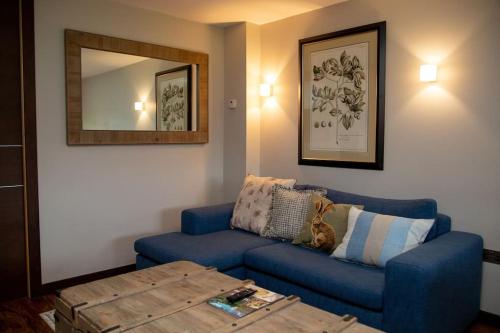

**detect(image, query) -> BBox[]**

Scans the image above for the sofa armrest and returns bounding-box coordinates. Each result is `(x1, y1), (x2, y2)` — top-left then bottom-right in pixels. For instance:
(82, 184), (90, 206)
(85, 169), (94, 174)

(181, 202), (235, 235)
(384, 231), (483, 333)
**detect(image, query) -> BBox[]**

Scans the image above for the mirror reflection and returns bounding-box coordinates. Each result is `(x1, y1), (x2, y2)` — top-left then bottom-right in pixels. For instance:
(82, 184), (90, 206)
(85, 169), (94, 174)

(81, 48), (198, 131)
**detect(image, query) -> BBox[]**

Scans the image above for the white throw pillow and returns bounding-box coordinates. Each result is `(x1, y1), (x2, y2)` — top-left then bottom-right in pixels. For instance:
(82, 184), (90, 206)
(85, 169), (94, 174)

(332, 207), (434, 267)
(231, 175), (296, 234)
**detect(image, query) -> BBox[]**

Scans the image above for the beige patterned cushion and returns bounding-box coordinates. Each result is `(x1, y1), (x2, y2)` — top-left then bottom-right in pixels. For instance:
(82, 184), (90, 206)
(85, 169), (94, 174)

(231, 175), (296, 234)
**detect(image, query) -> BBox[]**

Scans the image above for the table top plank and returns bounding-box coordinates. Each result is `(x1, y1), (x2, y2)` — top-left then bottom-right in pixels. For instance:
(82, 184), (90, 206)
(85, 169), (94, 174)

(234, 302), (377, 333)
(60, 261), (203, 306)
(56, 261), (206, 322)
(126, 302), (234, 333)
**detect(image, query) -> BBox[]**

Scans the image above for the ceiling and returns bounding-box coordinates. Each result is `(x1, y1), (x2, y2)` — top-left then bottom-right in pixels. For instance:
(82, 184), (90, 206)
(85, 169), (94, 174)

(108, 0), (348, 25)
(81, 48), (149, 78)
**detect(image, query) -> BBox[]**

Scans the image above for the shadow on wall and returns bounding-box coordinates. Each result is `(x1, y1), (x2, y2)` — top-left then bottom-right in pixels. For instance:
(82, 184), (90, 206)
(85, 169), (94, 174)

(111, 205), (187, 265)
(160, 206), (186, 232)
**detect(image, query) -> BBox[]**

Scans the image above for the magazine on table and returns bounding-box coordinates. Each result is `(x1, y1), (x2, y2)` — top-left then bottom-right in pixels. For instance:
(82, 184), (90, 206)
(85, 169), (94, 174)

(207, 285), (284, 318)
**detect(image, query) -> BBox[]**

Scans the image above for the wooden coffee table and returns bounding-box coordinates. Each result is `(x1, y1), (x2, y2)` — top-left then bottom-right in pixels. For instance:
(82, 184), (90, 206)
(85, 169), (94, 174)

(55, 261), (381, 333)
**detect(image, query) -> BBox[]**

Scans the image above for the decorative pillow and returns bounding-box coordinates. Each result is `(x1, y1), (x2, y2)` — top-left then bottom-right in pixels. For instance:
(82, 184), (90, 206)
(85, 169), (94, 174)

(262, 186), (327, 239)
(332, 207), (435, 267)
(292, 194), (362, 253)
(231, 175), (296, 234)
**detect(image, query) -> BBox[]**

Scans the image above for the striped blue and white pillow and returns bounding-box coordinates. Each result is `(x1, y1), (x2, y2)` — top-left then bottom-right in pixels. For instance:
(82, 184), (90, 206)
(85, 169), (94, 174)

(332, 207), (435, 267)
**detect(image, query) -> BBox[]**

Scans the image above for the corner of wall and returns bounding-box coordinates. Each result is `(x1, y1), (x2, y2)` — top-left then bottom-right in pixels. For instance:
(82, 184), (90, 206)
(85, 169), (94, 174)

(222, 22), (263, 200)
(245, 23), (261, 177)
(223, 23), (247, 200)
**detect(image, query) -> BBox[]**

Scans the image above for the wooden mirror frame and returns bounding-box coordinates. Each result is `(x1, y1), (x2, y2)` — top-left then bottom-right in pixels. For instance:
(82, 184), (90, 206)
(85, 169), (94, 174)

(65, 30), (208, 145)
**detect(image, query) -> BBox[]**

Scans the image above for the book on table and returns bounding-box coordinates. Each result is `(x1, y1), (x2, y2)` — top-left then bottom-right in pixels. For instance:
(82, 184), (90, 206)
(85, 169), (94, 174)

(207, 285), (285, 318)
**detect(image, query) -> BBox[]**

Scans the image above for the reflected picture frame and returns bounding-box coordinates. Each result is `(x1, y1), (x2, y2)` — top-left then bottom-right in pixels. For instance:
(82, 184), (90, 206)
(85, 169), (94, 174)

(155, 65), (192, 131)
(298, 22), (386, 170)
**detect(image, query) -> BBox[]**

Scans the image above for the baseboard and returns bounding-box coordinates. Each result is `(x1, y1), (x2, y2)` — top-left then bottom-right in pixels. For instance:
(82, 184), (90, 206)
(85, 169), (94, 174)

(478, 310), (500, 328)
(36, 263), (136, 297)
(483, 249), (500, 265)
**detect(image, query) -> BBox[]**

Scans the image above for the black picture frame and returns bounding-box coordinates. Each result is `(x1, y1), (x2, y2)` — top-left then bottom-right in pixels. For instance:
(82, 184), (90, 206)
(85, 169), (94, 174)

(155, 65), (192, 131)
(298, 22), (386, 170)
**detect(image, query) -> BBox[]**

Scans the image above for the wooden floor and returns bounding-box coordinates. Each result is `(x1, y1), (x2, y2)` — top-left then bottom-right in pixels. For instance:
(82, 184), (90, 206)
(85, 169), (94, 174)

(0, 295), (55, 333)
(0, 295), (498, 333)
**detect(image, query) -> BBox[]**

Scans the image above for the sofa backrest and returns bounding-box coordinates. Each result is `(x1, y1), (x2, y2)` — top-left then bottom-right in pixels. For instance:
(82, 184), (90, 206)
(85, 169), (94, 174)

(295, 185), (451, 241)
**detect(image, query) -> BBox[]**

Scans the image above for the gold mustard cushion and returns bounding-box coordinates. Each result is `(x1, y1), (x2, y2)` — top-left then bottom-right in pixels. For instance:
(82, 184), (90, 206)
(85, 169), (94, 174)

(292, 194), (362, 253)
(231, 175), (296, 234)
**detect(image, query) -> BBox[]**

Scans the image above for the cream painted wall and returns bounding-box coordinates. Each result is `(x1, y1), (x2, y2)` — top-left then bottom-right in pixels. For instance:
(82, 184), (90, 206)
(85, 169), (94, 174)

(223, 22), (262, 200)
(245, 23), (261, 177)
(35, 0), (225, 283)
(223, 23), (247, 200)
(259, 0), (500, 314)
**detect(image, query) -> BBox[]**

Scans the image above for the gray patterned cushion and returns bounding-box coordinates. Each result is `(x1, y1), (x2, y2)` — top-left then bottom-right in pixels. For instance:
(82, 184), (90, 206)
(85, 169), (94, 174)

(231, 175), (296, 234)
(262, 185), (327, 240)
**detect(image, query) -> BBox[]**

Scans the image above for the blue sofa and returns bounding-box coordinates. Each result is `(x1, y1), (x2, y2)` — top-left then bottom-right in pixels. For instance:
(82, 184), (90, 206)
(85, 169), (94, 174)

(134, 187), (483, 333)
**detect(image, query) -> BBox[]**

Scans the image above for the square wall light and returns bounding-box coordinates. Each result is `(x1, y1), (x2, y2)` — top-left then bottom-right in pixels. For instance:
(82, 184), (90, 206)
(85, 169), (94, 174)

(259, 83), (273, 97)
(134, 101), (145, 112)
(420, 64), (437, 82)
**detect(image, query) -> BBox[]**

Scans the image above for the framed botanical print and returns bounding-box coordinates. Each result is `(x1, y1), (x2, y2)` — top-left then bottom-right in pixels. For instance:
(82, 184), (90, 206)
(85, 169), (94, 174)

(156, 65), (192, 131)
(299, 22), (386, 170)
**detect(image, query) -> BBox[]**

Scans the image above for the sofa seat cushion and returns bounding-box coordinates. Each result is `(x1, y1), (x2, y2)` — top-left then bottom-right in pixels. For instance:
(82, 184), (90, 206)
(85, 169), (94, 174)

(134, 230), (277, 271)
(244, 243), (385, 311)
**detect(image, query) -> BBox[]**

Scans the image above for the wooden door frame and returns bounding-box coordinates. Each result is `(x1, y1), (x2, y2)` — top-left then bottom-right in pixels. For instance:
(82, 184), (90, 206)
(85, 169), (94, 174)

(20, 0), (42, 297)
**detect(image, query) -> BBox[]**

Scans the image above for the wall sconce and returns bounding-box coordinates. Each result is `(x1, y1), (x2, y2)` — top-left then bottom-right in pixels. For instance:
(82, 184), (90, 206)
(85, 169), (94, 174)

(420, 64), (437, 82)
(134, 101), (145, 112)
(259, 83), (273, 97)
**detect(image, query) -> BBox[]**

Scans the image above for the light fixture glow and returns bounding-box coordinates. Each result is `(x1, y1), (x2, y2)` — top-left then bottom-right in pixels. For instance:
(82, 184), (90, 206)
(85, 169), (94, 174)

(420, 64), (437, 82)
(134, 101), (144, 112)
(259, 83), (273, 97)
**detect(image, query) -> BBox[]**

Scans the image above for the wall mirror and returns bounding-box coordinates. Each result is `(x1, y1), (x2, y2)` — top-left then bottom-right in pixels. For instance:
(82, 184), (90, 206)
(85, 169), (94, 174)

(65, 30), (208, 144)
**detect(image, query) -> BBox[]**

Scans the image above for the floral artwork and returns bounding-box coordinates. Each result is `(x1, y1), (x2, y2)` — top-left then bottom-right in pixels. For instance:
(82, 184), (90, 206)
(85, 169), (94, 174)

(160, 81), (186, 131)
(299, 22), (386, 170)
(309, 43), (369, 152)
(312, 50), (366, 134)
(156, 65), (191, 131)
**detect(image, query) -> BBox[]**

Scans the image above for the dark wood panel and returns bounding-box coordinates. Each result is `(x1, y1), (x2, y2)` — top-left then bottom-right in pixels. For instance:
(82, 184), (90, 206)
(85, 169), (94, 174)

(21, 0), (42, 297)
(0, 187), (27, 301)
(0, 147), (23, 186)
(0, 1), (22, 145)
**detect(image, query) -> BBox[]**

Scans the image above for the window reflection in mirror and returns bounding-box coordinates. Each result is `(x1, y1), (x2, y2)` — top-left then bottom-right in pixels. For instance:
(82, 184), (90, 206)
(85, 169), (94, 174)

(81, 48), (198, 132)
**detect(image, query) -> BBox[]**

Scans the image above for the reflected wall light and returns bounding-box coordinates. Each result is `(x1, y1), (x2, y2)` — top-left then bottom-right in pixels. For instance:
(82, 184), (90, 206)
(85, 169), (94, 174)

(259, 83), (273, 97)
(420, 64), (437, 82)
(134, 101), (145, 112)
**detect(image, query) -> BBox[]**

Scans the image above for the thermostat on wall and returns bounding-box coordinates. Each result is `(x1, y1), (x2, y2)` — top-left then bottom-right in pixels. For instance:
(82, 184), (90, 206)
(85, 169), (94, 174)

(228, 99), (237, 110)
